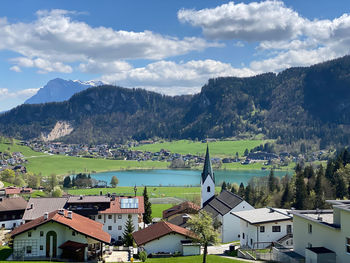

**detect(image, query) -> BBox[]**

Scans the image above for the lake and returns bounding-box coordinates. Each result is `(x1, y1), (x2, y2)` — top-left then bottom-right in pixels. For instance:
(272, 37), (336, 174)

(90, 169), (290, 187)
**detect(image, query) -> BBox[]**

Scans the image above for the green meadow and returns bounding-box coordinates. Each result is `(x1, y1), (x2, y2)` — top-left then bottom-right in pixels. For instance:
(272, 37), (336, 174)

(132, 139), (270, 157)
(146, 255), (249, 263)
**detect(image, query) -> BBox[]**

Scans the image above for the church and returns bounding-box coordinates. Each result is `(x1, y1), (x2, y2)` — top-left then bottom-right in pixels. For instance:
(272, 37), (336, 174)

(201, 145), (255, 243)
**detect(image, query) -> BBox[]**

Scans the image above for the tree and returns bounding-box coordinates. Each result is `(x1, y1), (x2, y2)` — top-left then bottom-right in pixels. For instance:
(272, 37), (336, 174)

(268, 170), (276, 192)
(143, 187), (152, 224)
(63, 176), (72, 188)
(48, 174), (58, 191)
(244, 148), (249, 156)
(294, 172), (307, 209)
(51, 186), (63, 197)
(238, 182), (245, 198)
(221, 181), (227, 192)
(314, 166), (325, 209)
(14, 176), (25, 187)
(123, 214), (135, 246)
(110, 176), (119, 188)
(187, 211), (220, 263)
(280, 182), (292, 208)
(27, 173), (40, 189)
(0, 169), (15, 183)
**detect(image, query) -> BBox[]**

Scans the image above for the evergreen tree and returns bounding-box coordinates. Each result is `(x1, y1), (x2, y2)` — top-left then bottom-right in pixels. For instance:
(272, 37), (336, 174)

(334, 171), (347, 199)
(63, 176), (72, 188)
(268, 170), (276, 192)
(314, 166), (325, 209)
(294, 172), (307, 209)
(221, 181), (227, 192)
(280, 182), (292, 208)
(143, 187), (152, 224)
(123, 214), (135, 246)
(238, 182), (245, 198)
(244, 184), (252, 204)
(244, 148), (249, 156)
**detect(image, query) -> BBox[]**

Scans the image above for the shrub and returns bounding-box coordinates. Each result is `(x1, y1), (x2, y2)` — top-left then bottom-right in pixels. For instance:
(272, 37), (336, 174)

(139, 251), (147, 262)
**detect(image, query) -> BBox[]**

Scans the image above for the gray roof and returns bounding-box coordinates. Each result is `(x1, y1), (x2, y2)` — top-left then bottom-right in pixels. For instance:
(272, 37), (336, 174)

(22, 197), (68, 221)
(201, 145), (214, 183)
(202, 190), (244, 217)
(67, 195), (110, 203)
(0, 197), (27, 212)
(232, 207), (292, 225)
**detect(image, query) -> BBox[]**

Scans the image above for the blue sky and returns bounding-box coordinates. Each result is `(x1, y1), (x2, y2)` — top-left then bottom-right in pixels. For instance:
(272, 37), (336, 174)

(0, 0), (349, 111)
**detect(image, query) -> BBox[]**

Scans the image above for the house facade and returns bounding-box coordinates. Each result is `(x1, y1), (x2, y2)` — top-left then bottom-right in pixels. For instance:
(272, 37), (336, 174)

(11, 209), (110, 261)
(232, 207), (293, 249)
(94, 196), (144, 243)
(132, 221), (198, 255)
(0, 197), (27, 229)
(292, 200), (350, 263)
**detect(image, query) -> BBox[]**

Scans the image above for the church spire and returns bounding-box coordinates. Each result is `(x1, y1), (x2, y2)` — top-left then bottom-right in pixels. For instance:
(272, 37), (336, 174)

(201, 144), (215, 184)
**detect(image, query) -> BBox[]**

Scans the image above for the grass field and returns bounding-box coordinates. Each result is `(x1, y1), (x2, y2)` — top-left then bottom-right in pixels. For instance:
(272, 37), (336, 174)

(151, 204), (173, 218)
(0, 141), (46, 158)
(132, 139), (271, 157)
(146, 255), (248, 263)
(25, 155), (168, 177)
(66, 186), (221, 200)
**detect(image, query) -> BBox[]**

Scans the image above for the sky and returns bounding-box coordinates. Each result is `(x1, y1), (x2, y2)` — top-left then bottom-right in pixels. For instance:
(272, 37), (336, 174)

(0, 0), (349, 111)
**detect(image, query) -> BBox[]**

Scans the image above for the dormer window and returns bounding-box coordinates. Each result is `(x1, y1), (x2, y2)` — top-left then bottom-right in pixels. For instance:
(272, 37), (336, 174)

(207, 186), (211, 192)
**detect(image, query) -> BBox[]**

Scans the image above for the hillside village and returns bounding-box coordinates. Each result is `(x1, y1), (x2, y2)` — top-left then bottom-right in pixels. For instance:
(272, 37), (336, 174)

(0, 146), (348, 263)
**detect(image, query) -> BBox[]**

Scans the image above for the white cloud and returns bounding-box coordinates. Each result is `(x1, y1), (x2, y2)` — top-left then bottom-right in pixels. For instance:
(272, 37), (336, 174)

(0, 9), (218, 74)
(101, 59), (256, 94)
(0, 88), (39, 100)
(9, 65), (21, 72)
(178, 1), (304, 41)
(79, 60), (132, 74)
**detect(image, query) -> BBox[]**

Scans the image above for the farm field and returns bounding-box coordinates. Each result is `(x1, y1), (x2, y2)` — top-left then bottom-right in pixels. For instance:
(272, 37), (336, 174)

(151, 204), (173, 218)
(0, 141), (46, 158)
(66, 186), (221, 200)
(131, 139), (271, 157)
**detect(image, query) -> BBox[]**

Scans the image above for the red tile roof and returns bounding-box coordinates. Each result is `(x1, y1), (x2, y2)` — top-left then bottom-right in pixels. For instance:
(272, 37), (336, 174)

(163, 201), (200, 219)
(99, 196), (144, 214)
(4, 187), (32, 195)
(132, 221), (197, 246)
(11, 209), (110, 244)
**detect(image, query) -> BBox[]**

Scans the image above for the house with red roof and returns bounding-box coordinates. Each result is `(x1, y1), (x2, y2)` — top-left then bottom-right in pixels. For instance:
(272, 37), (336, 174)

(132, 221), (200, 256)
(11, 209), (110, 261)
(94, 196), (144, 243)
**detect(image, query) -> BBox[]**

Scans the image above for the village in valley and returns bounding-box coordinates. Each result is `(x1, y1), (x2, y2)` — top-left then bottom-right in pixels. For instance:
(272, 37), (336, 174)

(0, 144), (349, 263)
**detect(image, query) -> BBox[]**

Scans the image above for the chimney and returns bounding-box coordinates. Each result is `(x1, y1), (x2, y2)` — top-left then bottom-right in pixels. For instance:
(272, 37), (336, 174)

(79, 195), (83, 200)
(44, 212), (49, 220)
(58, 209), (64, 215)
(67, 211), (73, 219)
(30, 203), (34, 209)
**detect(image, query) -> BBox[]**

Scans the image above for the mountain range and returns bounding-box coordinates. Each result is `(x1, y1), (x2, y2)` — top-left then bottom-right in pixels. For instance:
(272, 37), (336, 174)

(1, 56), (350, 147)
(25, 78), (104, 104)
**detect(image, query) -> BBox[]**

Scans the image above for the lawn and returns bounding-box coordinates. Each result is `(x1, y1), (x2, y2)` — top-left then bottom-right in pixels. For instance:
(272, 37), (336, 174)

(25, 155), (168, 177)
(66, 186), (221, 200)
(132, 139), (270, 157)
(151, 204), (174, 218)
(0, 141), (46, 158)
(146, 255), (248, 263)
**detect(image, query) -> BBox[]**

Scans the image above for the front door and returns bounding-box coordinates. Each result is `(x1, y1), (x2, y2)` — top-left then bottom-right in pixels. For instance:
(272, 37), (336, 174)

(287, 225), (292, 234)
(46, 231), (57, 258)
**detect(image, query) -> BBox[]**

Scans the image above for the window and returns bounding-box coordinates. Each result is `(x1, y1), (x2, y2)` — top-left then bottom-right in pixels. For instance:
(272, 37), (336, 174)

(108, 226), (112, 230)
(272, 226), (281, 232)
(13, 223), (16, 227)
(207, 186), (211, 192)
(98, 215), (102, 219)
(1, 224), (4, 228)
(118, 215), (122, 219)
(28, 232), (32, 237)
(118, 226), (122, 230)
(260, 226), (265, 233)
(108, 215), (112, 219)
(308, 223), (312, 233)
(72, 231), (76, 236)
(40, 245), (43, 251)
(40, 231), (43, 237)
(242, 233), (245, 239)
(250, 239), (253, 245)
(346, 238), (350, 253)
(118, 236), (122, 240)
(26, 246), (32, 254)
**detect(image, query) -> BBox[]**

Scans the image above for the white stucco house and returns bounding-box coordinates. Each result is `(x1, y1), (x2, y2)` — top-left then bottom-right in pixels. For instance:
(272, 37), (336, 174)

(292, 200), (350, 263)
(94, 196), (144, 243)
(132, 221), (199, 255)
(232, 207), (293, 249)
(11, 209), (110, 261)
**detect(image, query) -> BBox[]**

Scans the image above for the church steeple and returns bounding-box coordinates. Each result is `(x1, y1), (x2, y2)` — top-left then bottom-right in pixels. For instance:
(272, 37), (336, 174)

(201, 144), (215, 184)
(201, 144), (215, 207)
